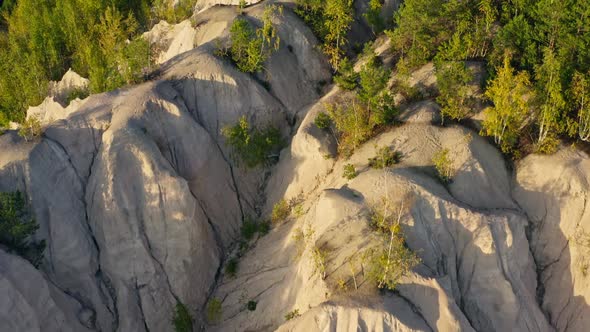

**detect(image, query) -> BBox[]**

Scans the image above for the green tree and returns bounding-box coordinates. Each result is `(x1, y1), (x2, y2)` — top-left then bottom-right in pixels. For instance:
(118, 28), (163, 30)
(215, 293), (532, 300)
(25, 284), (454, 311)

(365, 195), (419, 290)
(326, 101), (372, 156)
(334, 57), (358, 90)
(358, 51), (395, 125)
(482, 55), (533, 153)
(573, 71), (590, 141)
(435, 60), (474, 124)
(222, 116), (283, 168)
(0, 191), (45, 267)
(322, 0), (354, 69)
(228, 6), (281, 73)
(364, 0), (384, 35)
(535, 47), (565, 147)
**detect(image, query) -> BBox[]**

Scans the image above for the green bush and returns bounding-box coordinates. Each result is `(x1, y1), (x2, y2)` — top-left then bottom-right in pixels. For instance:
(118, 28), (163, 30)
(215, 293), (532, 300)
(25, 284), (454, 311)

(284, 309), (301, 321)
(334, 57), (358, 90)
(435, 60), (475, 124)
(258, 221), (271, 235)
(271, 199), (290, 224)
(241, 217), (259, 241)
(0, 191), (45, 267)
(228, 6), (281, 73)
(247, 300), (257, 311)
(225, 257), (239, 278)
(222, 116), (283, 168)
(206, 298), (223, 324)
(343, 163), (357, 179)
(432, 148), (454, 183)
(314, 112), (332, 130)
(172, 302), (193, 332)
(368, 147), (401, 169)
(18, 117), (42, 142)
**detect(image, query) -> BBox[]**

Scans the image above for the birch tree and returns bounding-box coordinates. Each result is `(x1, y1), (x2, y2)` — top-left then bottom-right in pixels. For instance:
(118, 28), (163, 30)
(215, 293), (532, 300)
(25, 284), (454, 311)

(482, 55), (532, 153)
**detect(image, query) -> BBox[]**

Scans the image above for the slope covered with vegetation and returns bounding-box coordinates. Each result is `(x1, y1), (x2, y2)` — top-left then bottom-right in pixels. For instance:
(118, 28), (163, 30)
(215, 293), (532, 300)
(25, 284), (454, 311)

(0, 0), (196, 124)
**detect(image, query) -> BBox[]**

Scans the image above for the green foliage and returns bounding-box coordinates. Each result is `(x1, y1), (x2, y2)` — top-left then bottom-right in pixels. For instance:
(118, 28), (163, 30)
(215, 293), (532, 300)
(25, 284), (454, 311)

(481, 55), (533, 154)
(285, 309), (301, 321)
(222, 116), (283, 168)
(0, 191), (45, 267)
(152, 0), (196, 24)
(258, 220), (271, 235)
(18, 117), (42, 142)
(572, 71), (590, 141)
(206, 298), (222, 324)
(343, 164), (357, 180)
(365, 195), (419, 290)
(314, 112), (332, 130)
(271, 199), (290, 224)
(435, 60), (475, 124)
(295, 0), (353, 69)
(0, 0), (154, 122)
(432, 148), (454, 183)
(228, 6), (281, 73)
(364, 0), (384, 34)
(326, 101), (372, 156)
(334, 57), (359, 90)
(247, 300), (257, 311)
(172, 302), (193, 332)
(311, 246), (327, 279)
(225, 257), (239, 278)
(322, 0), (354, 69)
(241, 217), (258, 241)
(358, 51), (396, 126)
(368, 146), (400, 169)
(534, 47), (565, 147)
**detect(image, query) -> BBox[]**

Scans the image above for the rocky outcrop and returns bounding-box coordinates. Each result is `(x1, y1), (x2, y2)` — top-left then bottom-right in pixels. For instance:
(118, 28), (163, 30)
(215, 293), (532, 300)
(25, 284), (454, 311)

(0, 249), (92, 332)
(514, 148), (590, 331)
(3, 1), (590, 331)
(26, 69), (89, 125)
(0, 2), (330, 330)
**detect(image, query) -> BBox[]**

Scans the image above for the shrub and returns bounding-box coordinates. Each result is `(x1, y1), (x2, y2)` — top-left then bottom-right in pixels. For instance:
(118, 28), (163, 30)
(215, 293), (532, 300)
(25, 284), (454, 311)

(225, 257), (239, 278)
(222, 116), (283, 168)
(241, 217), (258, 241)
(334, 57), (358, 90)
(0, 191), (45, 267)
(326, 101), (372, 157)
(311, 246), (327, 280)
(258, 220), (271, 235)
(206, 298), (222, 324)
(368, 146), (401, 169)
(172, 302), (193, 332)
(285, 309), (301, 321)
(271, 199), (290, 224)
(18, 116), (42, 142)
(247, 300), (257, 311)
(228, 5), (281, 73)
(432, 148), (454, 183)
(314, 112), (332, 130)
(343, 163), (357, 179)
